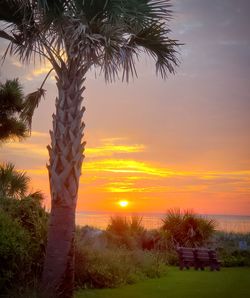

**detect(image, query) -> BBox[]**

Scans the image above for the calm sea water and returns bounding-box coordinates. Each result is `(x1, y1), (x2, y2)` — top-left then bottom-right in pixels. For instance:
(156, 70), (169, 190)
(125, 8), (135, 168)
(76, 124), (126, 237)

(76, 211), (250, 234)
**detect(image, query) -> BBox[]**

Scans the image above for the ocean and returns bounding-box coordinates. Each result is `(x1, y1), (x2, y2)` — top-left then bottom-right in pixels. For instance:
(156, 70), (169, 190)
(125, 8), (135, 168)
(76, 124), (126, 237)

(76, 211), (250, 234)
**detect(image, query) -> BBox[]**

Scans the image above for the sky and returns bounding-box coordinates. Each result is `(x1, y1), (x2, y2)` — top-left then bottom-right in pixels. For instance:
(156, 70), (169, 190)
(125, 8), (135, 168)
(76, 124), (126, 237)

(0, 0), (250, 215)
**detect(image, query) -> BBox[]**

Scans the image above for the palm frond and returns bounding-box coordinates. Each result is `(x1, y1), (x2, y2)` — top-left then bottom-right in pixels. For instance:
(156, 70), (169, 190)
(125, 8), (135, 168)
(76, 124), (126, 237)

(0, 78), (30, 142)
(26, 190), (45, 202)
(79, 1), (179, 81)
(0, 116), (29, 142)
(130, 215), (145, 234)
(0, 0), (180, 81)
(107, 216), (129, 235)
(0, 78), (24, 112)
(0, 29), (17, 42)
(21, 88), (46, 130)
(120, 45), (138, 82)
(0, 162), (30, 199)
(75, 0), (172, 25)
(130, 22), (179, 78)
(97, 23), (127, 82)
(0, 0), (30, 25)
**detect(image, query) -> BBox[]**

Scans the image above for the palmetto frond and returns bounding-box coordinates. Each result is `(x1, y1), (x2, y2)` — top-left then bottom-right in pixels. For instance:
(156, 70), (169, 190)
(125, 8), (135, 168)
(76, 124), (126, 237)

(0, 78), (30, 142)
(0, 78), (24, 113)
(0, 0), (39, 62)
(131, 22), (179, 76)
(21, 88), (46, 129)
(20, 68), (52, 130)
(0, 0), (179, 80)
(26, 190), (45, 202)
(0, 163), (30, 199)
(0, 116), (28, 142)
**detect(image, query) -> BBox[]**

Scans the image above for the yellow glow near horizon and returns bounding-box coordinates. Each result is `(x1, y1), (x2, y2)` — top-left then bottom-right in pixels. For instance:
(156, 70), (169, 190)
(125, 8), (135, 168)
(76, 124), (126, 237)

(84, 159), (171, 177)
(2, 133), (250, 215)
(118, 200), (129, 208)
(86, 144), (145, 157)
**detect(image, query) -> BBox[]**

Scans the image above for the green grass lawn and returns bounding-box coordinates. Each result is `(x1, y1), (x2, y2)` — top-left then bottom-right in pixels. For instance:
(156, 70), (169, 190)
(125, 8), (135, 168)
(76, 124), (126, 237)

(75, 267), (250, 298)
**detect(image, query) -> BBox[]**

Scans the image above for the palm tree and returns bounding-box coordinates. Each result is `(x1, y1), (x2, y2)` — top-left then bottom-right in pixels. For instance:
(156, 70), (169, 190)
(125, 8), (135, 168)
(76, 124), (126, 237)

(0, 1), (180, 296)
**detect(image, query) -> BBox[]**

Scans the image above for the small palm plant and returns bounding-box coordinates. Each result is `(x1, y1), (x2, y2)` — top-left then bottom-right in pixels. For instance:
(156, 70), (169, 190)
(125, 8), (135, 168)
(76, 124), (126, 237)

(107, 215), (145, 249)
(107, 216), (130, 236)
(130, 216), (145, 235)
(161, 209), (216, 247)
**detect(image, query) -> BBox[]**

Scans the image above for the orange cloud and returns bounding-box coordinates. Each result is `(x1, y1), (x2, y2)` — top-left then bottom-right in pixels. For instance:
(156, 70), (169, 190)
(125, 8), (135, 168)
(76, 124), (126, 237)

(86, 144), (145, 157)
(84, 159), (171, 177)
(5, 142), (48, 157)
(3, 134), (145, 160)
(28, 168), (48, 176)
(31, 131), (49, 138)
(26, 63), (53, 81)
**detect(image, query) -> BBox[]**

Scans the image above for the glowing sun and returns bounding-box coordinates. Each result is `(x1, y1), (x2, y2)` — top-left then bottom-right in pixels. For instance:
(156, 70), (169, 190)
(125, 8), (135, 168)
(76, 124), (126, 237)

(118, 200), (129, 208)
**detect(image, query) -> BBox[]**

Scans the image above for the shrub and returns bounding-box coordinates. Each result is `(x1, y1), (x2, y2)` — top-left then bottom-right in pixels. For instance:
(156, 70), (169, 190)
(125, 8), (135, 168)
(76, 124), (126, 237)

(130, 250), (166, 278)
(0, 195), (48, 272)
(160, 250), (179, 266)
(214, 231), (250, 251)
(75, 244), (166, 289)
(218, 248), (250, 267)
(0, 195), (48, 293)
(213, 231), (250, 267)
(75, 245), (135, 288)
(141, 229), (172, 251)
(0, 211), (31, 292)
(76, 225), (108, 250)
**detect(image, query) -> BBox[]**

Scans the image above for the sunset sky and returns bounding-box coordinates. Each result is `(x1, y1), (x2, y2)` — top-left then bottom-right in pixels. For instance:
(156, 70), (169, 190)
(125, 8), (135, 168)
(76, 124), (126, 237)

(0, 0), (249, 215)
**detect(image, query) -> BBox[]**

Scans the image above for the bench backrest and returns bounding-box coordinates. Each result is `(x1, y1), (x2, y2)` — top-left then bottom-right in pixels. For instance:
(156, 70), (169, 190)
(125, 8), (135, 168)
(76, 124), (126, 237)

(177, 247), (220, 270)
(194, 248), (210, 260)
(177, 247), (218, 260)
(177, 247), (195, 260)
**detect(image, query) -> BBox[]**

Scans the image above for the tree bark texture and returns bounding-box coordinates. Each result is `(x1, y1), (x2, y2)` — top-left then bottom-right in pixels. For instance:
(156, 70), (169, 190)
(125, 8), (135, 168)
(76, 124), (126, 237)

(42, 63), (86, 298)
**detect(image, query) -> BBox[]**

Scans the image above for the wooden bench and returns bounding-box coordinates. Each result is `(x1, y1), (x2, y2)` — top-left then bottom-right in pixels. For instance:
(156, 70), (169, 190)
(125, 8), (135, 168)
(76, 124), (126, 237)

(177, 247), (196, 270)
(194, 248), (220, 271)
(177, 247), (220, 271)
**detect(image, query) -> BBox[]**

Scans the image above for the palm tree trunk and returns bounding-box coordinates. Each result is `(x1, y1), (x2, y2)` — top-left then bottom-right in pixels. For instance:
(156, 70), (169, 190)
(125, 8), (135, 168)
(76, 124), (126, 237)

(42, 63), (86, 298)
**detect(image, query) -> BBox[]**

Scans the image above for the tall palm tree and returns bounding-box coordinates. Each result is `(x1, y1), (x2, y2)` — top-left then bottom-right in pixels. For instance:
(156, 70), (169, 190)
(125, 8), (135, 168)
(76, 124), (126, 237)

(0, 1), (180, 296)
